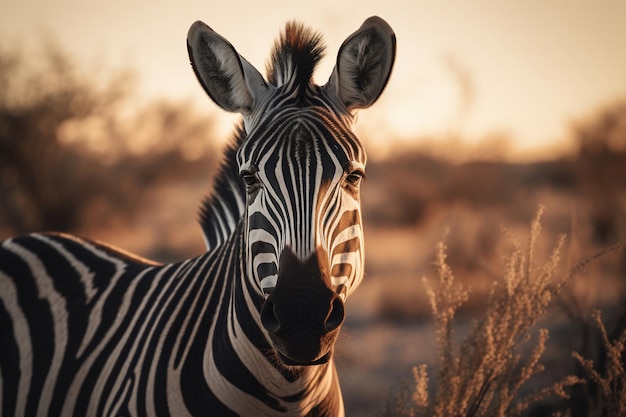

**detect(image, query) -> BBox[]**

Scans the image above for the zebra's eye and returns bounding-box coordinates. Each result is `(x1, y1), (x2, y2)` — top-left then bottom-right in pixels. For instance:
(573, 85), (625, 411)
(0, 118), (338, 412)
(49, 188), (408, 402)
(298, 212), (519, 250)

(240, 171), (259, 190)
(345, 170), (364, 188)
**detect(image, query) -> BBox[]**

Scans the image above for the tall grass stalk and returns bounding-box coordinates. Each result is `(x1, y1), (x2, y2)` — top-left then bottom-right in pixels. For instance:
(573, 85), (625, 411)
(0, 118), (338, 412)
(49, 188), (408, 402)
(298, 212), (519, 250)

(382, 207), (582, 417)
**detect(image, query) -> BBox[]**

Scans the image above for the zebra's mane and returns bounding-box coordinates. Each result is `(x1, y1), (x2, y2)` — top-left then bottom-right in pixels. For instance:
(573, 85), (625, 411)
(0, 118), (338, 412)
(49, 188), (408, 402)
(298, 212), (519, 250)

(266, 21), (326, 93)
(198, 123), (246, 251)
(198, 22), (327, 250)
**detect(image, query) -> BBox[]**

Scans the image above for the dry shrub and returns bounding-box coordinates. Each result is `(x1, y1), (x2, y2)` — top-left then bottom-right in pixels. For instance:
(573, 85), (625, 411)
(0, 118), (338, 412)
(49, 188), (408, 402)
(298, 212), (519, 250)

(381, 208), (583, 417)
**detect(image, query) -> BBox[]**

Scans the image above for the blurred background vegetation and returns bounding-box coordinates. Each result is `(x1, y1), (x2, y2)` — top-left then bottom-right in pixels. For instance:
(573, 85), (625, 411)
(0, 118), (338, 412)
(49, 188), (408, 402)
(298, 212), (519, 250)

(1, 41), (624, 416)
(0, 40), (222, 258)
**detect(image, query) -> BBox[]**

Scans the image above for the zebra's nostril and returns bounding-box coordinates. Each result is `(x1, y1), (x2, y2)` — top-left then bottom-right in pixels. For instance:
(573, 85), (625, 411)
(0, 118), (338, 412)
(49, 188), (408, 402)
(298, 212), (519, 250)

(324, 297), (345, 332)
(260, 300), (281, 333)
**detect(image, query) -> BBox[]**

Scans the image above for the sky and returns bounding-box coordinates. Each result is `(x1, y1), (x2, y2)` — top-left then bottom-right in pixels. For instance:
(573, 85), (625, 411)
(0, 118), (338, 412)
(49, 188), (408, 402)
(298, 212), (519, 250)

(3, 0), (626, 160)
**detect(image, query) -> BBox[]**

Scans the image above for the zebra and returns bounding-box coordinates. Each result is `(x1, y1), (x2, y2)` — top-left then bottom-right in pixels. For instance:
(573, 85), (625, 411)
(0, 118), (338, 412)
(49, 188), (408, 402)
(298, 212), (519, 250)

(0, 16), (396, 417)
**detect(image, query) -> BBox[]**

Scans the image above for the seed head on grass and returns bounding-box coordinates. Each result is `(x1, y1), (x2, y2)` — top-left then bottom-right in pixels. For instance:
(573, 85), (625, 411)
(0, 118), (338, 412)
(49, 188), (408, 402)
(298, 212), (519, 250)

(411, 364), (430, 409)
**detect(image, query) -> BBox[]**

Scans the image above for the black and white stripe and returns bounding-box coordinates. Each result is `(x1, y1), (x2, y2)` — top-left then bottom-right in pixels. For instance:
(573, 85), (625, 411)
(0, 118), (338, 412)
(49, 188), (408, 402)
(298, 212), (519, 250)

(1, 16), (395, 416)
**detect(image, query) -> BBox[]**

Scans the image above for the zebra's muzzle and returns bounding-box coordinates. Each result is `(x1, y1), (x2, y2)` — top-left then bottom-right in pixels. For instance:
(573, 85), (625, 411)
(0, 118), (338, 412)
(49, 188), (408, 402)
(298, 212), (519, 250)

(260, 247), (345, 366)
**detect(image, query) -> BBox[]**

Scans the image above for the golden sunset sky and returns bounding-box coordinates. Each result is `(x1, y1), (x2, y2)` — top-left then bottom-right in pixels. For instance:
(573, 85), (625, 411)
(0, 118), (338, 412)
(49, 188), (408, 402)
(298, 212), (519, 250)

(3, 0), (626, 160)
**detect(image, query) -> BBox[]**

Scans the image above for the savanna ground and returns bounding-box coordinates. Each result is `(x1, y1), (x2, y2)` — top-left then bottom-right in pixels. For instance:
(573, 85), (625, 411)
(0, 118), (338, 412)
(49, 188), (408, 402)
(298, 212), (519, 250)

(1, 43), (625, 416)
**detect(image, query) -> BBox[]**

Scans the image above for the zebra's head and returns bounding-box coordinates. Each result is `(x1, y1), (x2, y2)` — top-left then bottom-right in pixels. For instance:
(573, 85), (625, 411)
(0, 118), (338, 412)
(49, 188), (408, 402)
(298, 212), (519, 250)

(188, 17), (395, 366)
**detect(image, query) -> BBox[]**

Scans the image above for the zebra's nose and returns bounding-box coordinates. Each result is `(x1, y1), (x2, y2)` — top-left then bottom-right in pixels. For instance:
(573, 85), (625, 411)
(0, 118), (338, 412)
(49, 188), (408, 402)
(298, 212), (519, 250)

(260, 294), (345, 334)
(260, 300), (280, 333)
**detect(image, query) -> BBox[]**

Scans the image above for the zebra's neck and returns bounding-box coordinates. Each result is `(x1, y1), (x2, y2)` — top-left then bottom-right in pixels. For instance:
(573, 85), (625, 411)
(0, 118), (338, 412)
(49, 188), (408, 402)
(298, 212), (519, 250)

(195, 221), (344, 416)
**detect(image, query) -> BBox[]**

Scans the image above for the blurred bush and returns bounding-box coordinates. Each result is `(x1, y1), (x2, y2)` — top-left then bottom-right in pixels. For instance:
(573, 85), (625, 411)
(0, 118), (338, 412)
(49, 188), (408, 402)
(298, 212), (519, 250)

(0, 41), (220, 238)
(363, 154), (582, 230)
(364, 100), (626, 239)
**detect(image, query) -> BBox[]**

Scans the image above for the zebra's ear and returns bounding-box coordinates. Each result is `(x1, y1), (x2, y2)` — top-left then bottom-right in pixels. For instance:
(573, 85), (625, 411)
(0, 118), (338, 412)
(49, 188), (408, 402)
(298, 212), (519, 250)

(187, 21), (268, 114)
(325, 16), (396, 112)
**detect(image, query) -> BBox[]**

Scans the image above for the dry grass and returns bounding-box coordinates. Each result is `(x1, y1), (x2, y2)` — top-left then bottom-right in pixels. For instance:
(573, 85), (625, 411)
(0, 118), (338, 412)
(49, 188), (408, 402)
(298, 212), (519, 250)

(572, 310), (626, 417)
(380, 208), (625, 417)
